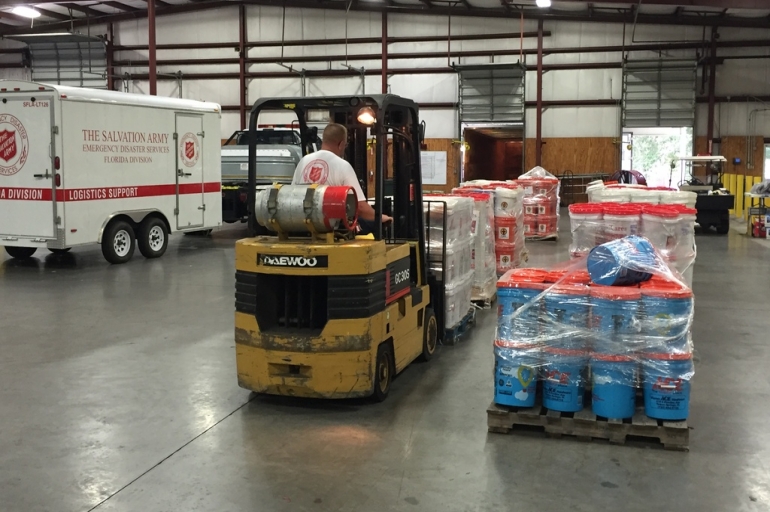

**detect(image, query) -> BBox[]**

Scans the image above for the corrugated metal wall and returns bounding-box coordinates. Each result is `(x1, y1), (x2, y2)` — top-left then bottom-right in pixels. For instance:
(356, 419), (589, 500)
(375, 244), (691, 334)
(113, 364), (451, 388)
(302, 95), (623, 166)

(3, 7), (770, 141)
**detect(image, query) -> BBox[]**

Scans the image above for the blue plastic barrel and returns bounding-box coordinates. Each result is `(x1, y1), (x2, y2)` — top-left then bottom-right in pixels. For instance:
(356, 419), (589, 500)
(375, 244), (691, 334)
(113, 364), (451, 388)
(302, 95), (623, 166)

(544, 284), (590, 351)
(542, 348), (588, 412)
(642, 353), (693, 421)
(590, 285), (641, 354)
(494, 345), (539, 407)
(640, 281), (693, 354)
(591, 355), (637, 419)
(587, 235), (656, 286)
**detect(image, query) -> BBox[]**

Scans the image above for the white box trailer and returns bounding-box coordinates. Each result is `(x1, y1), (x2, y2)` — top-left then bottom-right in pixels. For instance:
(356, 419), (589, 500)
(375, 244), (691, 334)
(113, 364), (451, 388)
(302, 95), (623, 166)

(0, 80), (222, 264)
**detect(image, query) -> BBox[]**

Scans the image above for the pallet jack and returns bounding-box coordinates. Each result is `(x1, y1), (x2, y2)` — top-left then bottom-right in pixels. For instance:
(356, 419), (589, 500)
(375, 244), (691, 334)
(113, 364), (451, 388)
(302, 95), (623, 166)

(234, 95), (444, 401)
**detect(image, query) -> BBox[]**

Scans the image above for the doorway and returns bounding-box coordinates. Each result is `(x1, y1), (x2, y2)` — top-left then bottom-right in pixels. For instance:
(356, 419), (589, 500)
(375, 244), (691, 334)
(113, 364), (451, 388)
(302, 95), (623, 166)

(624, 127), (693, 188)
(461, 125), (523, 183)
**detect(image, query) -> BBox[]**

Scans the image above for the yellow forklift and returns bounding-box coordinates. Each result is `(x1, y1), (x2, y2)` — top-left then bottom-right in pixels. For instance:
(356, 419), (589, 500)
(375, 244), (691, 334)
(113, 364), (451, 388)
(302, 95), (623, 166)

(234, 95), (443, 401)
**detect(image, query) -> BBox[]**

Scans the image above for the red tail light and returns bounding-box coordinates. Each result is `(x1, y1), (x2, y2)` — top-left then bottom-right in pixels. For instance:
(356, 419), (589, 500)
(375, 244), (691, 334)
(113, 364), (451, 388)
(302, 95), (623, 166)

(55, 174), (61, 187)
(54, 156), (60, 170)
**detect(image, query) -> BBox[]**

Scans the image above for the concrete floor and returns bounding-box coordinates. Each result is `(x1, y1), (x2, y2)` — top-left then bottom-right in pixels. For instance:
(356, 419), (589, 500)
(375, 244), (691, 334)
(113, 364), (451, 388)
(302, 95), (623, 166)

(0, 217), (768, 512)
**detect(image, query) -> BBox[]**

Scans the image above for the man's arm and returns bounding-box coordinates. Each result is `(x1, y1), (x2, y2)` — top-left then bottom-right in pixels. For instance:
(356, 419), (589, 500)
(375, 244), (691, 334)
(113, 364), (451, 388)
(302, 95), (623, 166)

(339, 162), (391, 223)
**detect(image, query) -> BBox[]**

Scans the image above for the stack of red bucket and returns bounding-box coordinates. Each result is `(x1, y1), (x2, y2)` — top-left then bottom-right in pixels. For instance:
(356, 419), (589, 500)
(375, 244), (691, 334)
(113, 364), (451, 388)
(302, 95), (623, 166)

(492, 184), (526, 276)
(518, 176), (560, 239)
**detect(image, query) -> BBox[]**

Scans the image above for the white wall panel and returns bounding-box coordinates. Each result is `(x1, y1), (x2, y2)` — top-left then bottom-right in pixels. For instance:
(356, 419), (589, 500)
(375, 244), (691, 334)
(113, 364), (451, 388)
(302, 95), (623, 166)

(715, 57), (770, 97)
(8, 6), (762, 142)
(221, 113), (241, 136)
(389, 73), (457, 103)
(420, 109), (457, 139)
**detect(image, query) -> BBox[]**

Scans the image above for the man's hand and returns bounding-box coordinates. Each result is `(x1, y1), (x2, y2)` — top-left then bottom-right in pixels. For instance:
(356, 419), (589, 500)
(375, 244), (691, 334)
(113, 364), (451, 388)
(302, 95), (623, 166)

(382, 214), (393, 224)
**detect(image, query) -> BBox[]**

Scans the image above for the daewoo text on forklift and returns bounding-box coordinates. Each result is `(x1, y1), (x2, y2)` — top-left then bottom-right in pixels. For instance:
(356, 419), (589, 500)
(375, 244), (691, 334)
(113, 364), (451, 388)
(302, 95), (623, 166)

(234, 95), (444, 401)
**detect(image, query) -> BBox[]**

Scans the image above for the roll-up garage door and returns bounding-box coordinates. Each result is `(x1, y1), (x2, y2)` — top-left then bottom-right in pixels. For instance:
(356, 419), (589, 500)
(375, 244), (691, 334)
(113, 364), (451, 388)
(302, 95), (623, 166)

(8, 33), (107, 89)
(455, 63), (526, 125)
(622, 59), (697, 128)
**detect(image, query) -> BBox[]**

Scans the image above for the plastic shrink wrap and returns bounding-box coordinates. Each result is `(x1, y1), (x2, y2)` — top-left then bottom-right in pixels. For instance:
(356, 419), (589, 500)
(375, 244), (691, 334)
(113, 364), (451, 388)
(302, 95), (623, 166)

(493, 236), (694, 421)
(568, 202), (696, 286)
(517, 166), (560, 240)
(424, 195), (474, 328)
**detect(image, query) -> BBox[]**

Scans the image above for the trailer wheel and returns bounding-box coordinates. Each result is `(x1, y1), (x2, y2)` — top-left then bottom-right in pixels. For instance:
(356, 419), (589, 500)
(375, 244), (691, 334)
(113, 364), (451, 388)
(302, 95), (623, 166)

(419, 308), (438, 362)
(371, 342), (394, 403)
(102, 220), (136, 264)
(138, 217), (169, 259)
(5, 246), (37, 259)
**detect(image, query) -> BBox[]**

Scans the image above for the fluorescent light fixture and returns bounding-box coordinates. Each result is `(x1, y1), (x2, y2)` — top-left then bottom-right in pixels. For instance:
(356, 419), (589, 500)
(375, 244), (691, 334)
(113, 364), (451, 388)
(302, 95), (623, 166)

(535, 0), (551, 7)
(11, 6), (41, 18)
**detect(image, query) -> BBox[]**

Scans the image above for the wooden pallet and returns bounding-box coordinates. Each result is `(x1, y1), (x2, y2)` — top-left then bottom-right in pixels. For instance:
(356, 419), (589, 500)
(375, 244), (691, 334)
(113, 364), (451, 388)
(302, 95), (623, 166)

(487, 399), (689, 451)
(442, 308), (476, 345)
(472, 292), (497, 309)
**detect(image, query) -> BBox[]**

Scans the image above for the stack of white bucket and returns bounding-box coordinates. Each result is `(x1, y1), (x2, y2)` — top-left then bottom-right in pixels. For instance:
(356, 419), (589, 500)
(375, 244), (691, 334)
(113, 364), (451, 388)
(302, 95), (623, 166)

(573, 183), (698, 285)
(450, 190), (498, 301)
(587, 182), (697, 208)
(424, 195), (475, 328)
(454, 180), (527, 277)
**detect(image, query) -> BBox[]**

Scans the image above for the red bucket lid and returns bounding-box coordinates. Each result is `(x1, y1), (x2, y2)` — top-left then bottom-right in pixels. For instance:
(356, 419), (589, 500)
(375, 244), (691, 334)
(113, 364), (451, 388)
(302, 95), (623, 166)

(498, 268), (549, 289)
(642, 205), (679, 218)
(544, 347), (588, 356)
(519, 177), (559, 185)
(591, 353), (635, 362)
(590, 285), (642, 300)
(644, 352), (693, 361)
(569, 203), (603, 215)
(453, 190), (492, 201)
(640, 281), (693, 299)
(550, 283), (590, 296)
(603, 204), (641, 216)
(544, 269), (591, 284)
(494, 340), (542, 349)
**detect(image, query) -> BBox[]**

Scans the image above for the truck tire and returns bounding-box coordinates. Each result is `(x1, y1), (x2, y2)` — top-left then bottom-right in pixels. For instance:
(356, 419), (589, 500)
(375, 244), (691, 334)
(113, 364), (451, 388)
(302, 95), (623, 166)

(419, 308), (438, 362)
(102, 220), (136, 264)
(138, 217), (169, 259)
(5, 246), (37, 259)
(371, 342), (394, 402)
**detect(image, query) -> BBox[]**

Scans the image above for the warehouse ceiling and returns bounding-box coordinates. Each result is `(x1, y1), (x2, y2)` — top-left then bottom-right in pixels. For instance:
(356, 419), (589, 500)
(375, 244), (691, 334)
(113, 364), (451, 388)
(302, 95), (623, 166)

(0, 0), (768, 35)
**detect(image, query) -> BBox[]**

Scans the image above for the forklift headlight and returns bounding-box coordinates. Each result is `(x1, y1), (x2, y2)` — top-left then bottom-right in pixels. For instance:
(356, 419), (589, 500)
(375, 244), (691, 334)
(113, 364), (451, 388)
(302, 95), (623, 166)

(357, 107), (376, 126)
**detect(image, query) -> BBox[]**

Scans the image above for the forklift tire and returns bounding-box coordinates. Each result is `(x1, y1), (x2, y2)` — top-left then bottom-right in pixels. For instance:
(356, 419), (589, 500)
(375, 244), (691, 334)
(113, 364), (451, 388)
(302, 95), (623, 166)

(138, 217), (169, 259)
(48, 248), (71, 254)
(372, 343), (394, 402)
(102, 220), (136, 264)
(5, 246), (37, 259)
(419, 308), (438, 362)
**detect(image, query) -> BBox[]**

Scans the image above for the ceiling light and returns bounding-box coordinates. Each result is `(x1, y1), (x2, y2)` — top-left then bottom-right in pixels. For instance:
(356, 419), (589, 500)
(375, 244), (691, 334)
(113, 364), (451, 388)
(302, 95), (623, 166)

(535, 0), (551, 7)
(11, 6), (41, 18)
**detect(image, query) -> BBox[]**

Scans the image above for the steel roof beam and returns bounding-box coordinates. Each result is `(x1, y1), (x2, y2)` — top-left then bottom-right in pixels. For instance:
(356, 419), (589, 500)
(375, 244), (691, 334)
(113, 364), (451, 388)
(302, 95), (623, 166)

(2, 0), (770, 35)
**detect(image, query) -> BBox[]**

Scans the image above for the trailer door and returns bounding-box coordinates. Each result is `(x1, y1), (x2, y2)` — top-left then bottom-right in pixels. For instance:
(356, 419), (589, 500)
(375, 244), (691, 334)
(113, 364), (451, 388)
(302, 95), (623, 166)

(0, 96), (56, 239)
(175, 113), (204, 229)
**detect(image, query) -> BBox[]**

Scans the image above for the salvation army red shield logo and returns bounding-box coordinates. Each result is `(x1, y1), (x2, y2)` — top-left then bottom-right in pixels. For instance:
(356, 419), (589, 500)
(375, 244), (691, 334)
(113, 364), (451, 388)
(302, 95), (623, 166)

(185, 141), (195, 160)
(0, 115), (29, 176)
(302, 159), (329, 184)
(180, 132), (200, 168)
